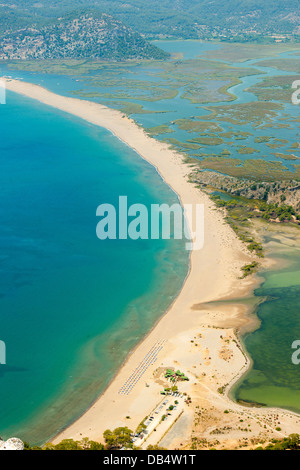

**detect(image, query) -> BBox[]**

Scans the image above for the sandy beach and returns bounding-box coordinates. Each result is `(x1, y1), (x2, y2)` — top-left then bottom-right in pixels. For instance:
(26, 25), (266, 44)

(4, 78), (300, 449)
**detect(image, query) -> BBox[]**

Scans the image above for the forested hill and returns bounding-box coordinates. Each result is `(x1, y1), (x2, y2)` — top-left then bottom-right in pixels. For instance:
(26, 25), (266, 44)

(0, 11), (169, 60)
(1, 0), (299, 41)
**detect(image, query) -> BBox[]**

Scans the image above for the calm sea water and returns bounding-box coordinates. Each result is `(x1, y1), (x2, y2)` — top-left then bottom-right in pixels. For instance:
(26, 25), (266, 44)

(0, 91), (189, 444)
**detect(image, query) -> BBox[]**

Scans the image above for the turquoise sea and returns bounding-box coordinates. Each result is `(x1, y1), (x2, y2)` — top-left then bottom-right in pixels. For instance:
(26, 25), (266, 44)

(0, 91), (189, 444)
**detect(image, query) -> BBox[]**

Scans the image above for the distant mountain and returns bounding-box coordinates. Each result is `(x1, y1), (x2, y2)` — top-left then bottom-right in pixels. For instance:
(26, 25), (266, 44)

(0, 11), (169, 60)
(0, 0), (299, 41)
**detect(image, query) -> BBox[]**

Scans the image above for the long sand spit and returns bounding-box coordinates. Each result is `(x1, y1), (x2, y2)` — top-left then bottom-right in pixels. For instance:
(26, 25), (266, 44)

(3, 78), (278, 446)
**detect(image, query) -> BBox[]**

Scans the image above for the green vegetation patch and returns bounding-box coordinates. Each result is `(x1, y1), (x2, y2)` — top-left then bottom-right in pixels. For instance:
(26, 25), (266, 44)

(255, 136), (272, 143)
(272, 152), (300, 161)
(203, 43), (300, 63)
(117, 102), (162, 115)
(201, 102), (282, 127)
(164, 137), (202, 150)
(254, 59), (300, 73)
(256, 433), (300, 450)
(174, 119), (223, 133)
(236, 146), (259, 155)
(146, 125), (174, 136)
(187, 136), (224, 146)
(190, 156), (299, 181)
(241, 262), (259, 278)
(248, 75), (300, 103)
(209, 192), (299, 257)
(221, 131), (252, 140)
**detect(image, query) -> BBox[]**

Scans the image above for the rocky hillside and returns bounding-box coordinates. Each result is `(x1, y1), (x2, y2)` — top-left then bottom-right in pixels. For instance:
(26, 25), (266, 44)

(0, 12), (169, 61)
(193, 170), (300, 212)
(2, 1), (299, 41)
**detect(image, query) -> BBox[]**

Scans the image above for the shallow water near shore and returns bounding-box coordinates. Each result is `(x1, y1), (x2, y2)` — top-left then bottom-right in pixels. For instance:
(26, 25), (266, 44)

(0, 91), (189, 444)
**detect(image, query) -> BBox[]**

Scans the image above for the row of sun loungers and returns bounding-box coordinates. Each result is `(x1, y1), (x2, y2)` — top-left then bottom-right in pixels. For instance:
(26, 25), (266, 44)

(118, 339), (166, 395)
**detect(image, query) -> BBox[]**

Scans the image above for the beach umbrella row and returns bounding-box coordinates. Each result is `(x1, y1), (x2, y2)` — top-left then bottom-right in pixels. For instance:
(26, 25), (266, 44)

(118, 339), (166, 395)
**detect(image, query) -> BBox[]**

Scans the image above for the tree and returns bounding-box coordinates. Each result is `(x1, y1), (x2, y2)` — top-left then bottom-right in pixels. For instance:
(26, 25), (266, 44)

(147, 444), (167, 450)
(89, 440), (105, 450)
(287, 434), (300, 450)
(103, 427), (133, 449)
(53, 439), (83, 450)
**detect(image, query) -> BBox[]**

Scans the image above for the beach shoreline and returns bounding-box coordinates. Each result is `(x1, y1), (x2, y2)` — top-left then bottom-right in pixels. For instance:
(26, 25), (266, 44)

(4, 78), (300, 449)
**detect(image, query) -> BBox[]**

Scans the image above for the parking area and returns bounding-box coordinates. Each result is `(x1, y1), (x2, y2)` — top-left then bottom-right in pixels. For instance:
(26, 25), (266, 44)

(133, 393), (185, 448)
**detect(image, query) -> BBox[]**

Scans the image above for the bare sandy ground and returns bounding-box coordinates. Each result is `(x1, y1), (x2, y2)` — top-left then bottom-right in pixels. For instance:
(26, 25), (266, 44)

(3, 78), (299, 449)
